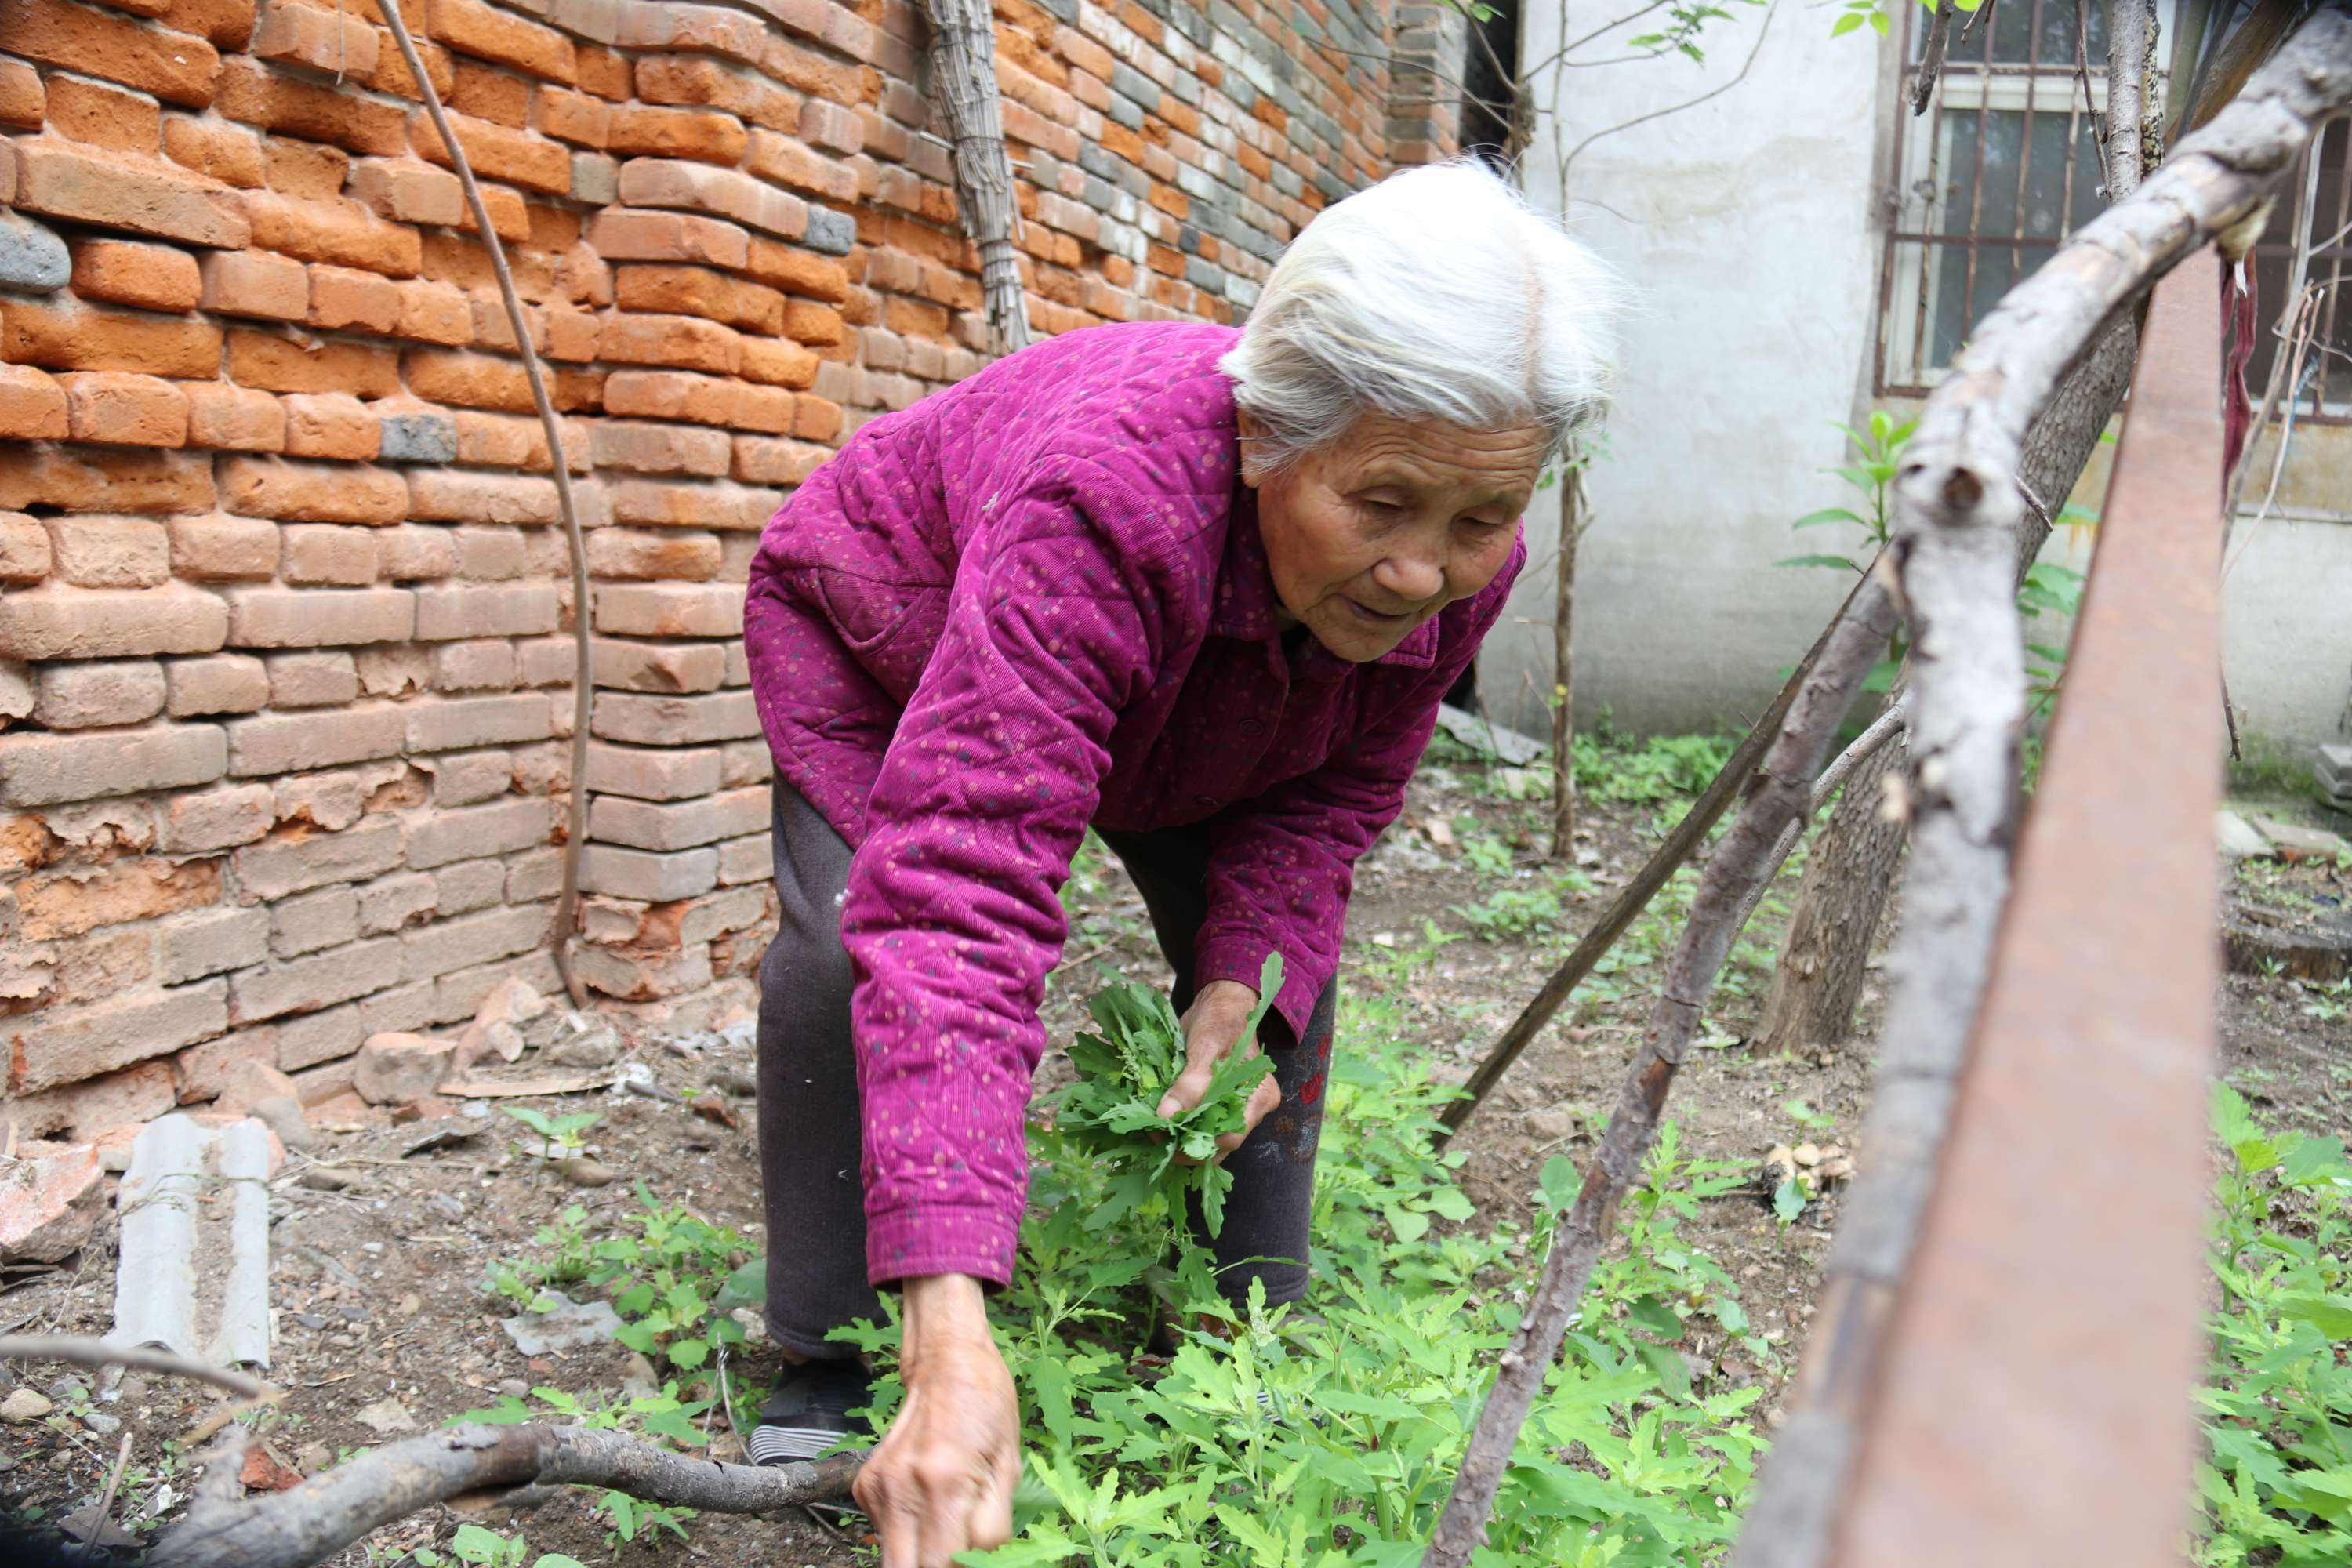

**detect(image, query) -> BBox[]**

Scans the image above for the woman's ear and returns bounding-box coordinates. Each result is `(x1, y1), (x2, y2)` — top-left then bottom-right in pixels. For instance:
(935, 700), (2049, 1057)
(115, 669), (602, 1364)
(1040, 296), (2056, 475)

(1235, 410), (1270, 489)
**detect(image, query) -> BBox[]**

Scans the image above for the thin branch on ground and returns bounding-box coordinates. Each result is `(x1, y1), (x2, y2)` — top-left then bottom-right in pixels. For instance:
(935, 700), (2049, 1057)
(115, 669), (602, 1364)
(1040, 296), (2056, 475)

(1731, 14), (2352, 1567)
(378, 0), (593, 1009)
(0, 1336), (270, 1399)
(148, 1425), (860, 1568)
(1421, 563), (1906, 1568)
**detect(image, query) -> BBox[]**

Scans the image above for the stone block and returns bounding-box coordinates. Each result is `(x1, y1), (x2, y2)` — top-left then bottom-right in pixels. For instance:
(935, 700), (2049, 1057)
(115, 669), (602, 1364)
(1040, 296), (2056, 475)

(405, 797), (550, 869)
(9, 978), (229, 1094)
(0, 724), (226, 808)
(158, 904), (269, 983)
(228, 936), (403, 1024)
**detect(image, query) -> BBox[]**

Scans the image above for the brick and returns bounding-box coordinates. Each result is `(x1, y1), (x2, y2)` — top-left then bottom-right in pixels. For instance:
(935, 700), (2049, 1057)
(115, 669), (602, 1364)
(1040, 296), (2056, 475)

(433, 856), (505, 913)
(276, 1004), (367, 1070)
(401, 475), (559, 535)
(617, 157), (804, 240)
(0, 0), (223, 109)
(392, 279), (473, 347)
(231, 815), (403, 898)
(281, 393), (380, 461)
(182, 382), (286, 452)
(45, 515), (169, 587)
(794, 394), (843, 442)
(251, 0), (378, 77)
(159, 904), (269, 983)
(72, 240), (203, 313)
(398, 903), (547, 984)
(418, 748), (507, 807)
(34, 660), (168, 729)
(609, 477), (776, 531)
(573, 941), (712, 1001)
(745, 129), (857, 203)
(405, 692), (551, 751)
(0, 514), (52, 583)
(589, 418), (733, 477)
(2, 297), (223, 379)
(269, 884), (358, 957)
(229, 935), (401, 1023)
(720, 737), (770, 785)
(731, 434), (828, 486)
(227, 328), (401, 397)
(265, 649), (359, 707)
(608, 105), (747, 165)
(514, 636), (575, 686)
(0, 444), (216, 516)
(165, 654), (270, 716)
(375, 405), (459, 464)
(591, 689), (757, 746)
(2, 1060), (177, 1142)
(347, 157), (463, 227)
(59, 372), (190, 448)
(401, 347), (529, 412)
(216, 57), (409, 155)
(539, 85), (610, 147)
(0, 583), (227, 662)
(14, 856), (216, 945)
(239, 189), (421, 276)
(601, 369), (792, 433)
(294, 268), (395, 338)
(596, 311), (740, 375)
(407, 107), (569, 193)
(358, 870), (437, 933)
(743, 237), (848, 301)
(223, 586), (414, 648)
(0, 56), (44, 129)
(218, 455), (408, 523)
(737, 336), (818, 390)
(583, 207), (748, 267)
(453, 528), (527, 580)
(375, 528), (456, 584)
(223, 701), (405, 775)
(8, 980), (229, 1094)
(583, 746), (712, 805)
(157, 784), (270, 859)
(162, 112), (266, 186)
(9, 138), (244, 251)
(585, 528), (721, 582)
(589, 784), (765, 851)
(404, 796), (549, 869)
(279, 524), (379, 586)
(580, 842), (716, 902)
(614, 264), (782, 336)
(168, 513), (278, 580)
(430, 637), (514, 690)
(0, 365), (68, 441)
(593, 581), (743, 638)
(502, 846), (563, 902)
(171, 1029), (279, 1103)
(197, 248), (307, 321)
(426, 0), (576, 81)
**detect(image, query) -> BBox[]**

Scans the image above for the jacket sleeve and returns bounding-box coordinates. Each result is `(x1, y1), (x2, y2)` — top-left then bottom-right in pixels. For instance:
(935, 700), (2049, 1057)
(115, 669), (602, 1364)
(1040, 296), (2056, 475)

(840, 464), (1189, 1289)
(1193, 541), (1524, 1040)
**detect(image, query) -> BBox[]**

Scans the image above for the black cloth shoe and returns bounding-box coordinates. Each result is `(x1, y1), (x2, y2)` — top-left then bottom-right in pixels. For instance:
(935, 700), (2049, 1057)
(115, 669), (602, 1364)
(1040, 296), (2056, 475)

(749, 1359), (874, 1465)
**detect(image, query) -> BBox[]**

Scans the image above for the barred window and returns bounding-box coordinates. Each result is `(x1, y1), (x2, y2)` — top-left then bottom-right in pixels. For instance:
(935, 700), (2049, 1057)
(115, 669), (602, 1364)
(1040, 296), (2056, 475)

(1879, 3), (2352, 423)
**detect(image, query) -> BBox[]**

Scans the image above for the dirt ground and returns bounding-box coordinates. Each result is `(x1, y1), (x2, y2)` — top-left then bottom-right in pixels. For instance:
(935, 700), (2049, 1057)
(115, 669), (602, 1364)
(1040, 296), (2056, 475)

(4, 755), (2347, 1566)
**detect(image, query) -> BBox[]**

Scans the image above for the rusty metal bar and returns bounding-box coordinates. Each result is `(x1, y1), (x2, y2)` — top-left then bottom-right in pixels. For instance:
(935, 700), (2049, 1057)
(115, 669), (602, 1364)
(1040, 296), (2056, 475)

(1827, 250), (2227, 1568)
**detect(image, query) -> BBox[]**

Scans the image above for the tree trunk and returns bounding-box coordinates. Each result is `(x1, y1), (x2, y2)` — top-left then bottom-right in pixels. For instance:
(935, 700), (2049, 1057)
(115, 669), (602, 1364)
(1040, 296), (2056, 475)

(1550, 465), (1584, 857)
(924, 0), (1030, 355)
(1754, 312), (2141, 1054)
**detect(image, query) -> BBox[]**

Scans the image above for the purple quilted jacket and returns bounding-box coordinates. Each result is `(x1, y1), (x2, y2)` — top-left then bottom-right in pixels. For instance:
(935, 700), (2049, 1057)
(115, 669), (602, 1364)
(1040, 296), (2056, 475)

(744, 321), (1523, 1287)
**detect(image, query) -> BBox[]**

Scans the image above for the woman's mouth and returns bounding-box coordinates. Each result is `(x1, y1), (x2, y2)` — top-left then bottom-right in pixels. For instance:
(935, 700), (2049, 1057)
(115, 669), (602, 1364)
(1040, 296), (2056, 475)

(1341, 597), (1414, 625)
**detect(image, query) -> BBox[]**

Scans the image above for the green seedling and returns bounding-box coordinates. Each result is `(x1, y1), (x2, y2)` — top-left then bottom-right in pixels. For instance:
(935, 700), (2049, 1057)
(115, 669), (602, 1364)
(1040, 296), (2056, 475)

(503, 1106), (601, 1154)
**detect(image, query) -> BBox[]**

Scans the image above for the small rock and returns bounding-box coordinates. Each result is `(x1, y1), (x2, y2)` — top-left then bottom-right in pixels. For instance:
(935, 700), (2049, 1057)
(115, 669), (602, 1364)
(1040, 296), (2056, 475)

(249, 1094), (314, 1152)
(549, 1030), (620, 1069)
(1523, 1107), (1576, 1142)
(296, 1440), (333, 1475)
(297, 1166), (354, 1192)
(500, 1294), (623, 1356)
(0, 1142), (103, 1264)
(619, 1352), (660, 1399)
(554, 1156), (616, 1187)
(81, 1410), (120, 1436)
(497, 1378), (529, 1399)
(2217, 810), (2273, 861)
(59, 1504), (138, 1552)
(1, 1388), (54, 1423)
(89, 1123), (142, 1174)
(354, 1397), (416, 1436)
(706, 1067), (757, 1098)
(354, 1033), (456, 1105)
(241, 1445), (303, 1491)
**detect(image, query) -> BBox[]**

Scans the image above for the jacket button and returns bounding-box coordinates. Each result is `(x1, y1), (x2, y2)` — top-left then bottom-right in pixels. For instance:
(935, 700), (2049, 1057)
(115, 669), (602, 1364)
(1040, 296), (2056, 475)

(1240, 718), (1264, 737)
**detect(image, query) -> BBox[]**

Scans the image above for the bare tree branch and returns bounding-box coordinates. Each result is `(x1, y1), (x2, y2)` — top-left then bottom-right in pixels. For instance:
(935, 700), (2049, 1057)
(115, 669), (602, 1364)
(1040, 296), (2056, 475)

(2106, 0), (2158, 197)
(1421, 564), (1906, 1568)
(1559, 1), (1780, 182)
(1731, 13), (2352, 1566)
(1913, 1), (1956, 116)
(150, 1425), (861, 1568)
(0, 1336), (270, 1399)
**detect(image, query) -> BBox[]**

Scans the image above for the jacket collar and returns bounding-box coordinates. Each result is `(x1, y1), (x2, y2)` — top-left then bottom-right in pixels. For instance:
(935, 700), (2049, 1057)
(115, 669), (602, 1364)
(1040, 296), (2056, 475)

(1210, 490), (1443, 670)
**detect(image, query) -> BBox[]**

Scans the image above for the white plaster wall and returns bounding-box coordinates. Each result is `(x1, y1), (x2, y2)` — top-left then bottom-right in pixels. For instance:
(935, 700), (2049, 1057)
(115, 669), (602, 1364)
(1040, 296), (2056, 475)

(1486, 3), (1890, 738)
(1488, 12), (2352, 755)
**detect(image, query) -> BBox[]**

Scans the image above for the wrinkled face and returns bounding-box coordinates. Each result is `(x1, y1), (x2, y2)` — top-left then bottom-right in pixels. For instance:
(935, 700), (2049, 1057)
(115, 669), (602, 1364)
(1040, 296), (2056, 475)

(1245, 413), (1547, 663)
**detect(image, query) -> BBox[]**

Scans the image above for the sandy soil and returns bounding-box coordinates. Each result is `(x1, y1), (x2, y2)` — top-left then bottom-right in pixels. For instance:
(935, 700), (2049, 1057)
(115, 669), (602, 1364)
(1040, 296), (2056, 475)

(3, 760), (2346, 1566)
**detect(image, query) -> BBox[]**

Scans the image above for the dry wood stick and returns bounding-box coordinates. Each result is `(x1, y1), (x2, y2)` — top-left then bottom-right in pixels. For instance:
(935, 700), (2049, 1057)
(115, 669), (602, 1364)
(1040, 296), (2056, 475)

(1438, 569), (1878, 1142)
(149, 1424), (861, 1568)
(924, 0), (1032, 354)
(1421, 564), (1904, 1568)
(1911, 0), (1955, 115)
(1731, 13), (2352, 1568)
(379, 0), (593, 1010)
(0, 1335), (269, 1399)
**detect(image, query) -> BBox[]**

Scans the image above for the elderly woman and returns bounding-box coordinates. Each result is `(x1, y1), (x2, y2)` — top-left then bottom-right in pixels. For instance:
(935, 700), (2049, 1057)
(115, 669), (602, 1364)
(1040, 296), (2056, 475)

(742, 159), (1612, 1562)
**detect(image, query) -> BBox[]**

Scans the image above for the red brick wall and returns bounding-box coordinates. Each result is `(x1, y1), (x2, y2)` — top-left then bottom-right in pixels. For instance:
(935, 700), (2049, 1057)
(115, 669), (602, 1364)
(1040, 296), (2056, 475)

(0, 0), (1460, 1138)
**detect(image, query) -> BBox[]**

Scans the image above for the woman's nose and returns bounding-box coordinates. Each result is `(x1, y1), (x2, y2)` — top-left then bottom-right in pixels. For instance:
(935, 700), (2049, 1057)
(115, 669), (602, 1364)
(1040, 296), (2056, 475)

(1373, 550), (1446, 604)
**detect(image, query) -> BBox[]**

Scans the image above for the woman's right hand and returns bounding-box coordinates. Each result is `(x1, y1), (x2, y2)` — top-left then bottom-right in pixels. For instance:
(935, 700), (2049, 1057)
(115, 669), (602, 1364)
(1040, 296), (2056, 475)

(853, 1273), (1021, 1568)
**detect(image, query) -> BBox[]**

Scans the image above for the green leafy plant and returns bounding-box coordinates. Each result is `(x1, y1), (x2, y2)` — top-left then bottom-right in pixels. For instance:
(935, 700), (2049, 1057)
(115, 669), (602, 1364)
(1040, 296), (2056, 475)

(1057, 953), (1285, 1239)
(411, 1523), (584, 1568)
(502, 1107), (601, 1154)
(597, 1490), (695, 1553)
(1450, 887), (1564, 940)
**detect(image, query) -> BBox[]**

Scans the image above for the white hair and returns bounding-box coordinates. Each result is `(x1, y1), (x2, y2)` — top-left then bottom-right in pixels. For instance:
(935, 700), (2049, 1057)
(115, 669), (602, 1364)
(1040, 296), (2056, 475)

(1220, 159), (1620, 474)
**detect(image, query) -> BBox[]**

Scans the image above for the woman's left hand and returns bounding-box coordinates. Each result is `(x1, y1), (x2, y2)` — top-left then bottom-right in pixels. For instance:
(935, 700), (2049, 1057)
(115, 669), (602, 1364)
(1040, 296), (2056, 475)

(1156, 978), (1282, 1160)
